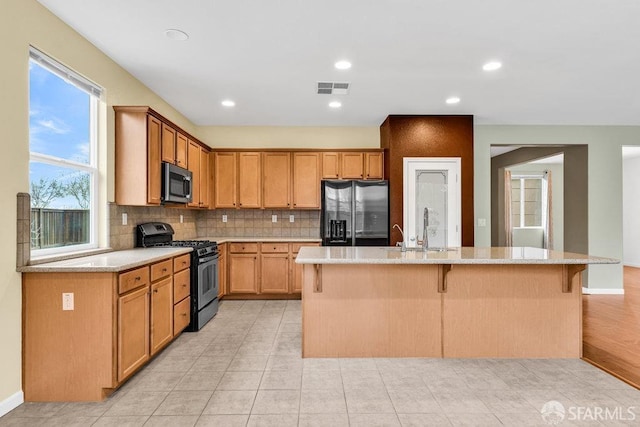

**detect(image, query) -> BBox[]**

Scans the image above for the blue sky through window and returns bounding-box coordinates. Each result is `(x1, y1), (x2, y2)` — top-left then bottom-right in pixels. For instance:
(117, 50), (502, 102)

(29, 60), (92, 209)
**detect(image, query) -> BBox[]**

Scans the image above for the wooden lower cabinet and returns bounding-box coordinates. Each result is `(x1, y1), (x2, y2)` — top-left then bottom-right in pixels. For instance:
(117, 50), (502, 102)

(117, 286), (150, 382)
(173, 296), (191, 334)
(150, 277), (173, 356)
(224, 241), (320, 297)
(229, 253), (259, 293)
(261, 254), (289, 293)
(23, 253), (191, 402)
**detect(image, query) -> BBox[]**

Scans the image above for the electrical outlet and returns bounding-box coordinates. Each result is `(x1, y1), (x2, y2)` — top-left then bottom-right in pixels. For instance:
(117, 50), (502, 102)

(289, 215), (295, 223)
(222, 214), (228, 223)
(122, 213), (127, 226)
(180, 214), (184, 223)
(478, 218), (487, 227)
(62, 293), (74, 311)
(272, 214), (278, 223)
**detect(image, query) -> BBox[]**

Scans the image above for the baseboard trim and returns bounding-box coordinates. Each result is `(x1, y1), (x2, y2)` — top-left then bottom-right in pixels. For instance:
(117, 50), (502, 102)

(0, 391), (24, 417)
(582, 287), (625, 295)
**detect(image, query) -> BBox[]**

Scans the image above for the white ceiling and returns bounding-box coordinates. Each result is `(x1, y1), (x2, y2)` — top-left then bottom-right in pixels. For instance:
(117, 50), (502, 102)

(37, 0), (640, 127)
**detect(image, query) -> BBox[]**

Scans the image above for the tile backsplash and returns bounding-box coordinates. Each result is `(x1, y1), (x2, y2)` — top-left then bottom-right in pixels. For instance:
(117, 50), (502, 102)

(109, 203), (320, 250)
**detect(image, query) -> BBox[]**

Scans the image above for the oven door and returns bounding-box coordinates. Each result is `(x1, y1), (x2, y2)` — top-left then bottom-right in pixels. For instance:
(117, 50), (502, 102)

(197, 254), (219, 310)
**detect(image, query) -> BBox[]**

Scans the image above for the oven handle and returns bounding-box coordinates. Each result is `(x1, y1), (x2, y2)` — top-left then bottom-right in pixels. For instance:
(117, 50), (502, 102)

(198, 254), (220, 264)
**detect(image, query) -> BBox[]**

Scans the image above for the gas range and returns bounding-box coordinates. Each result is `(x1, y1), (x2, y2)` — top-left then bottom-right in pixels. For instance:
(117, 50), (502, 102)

(135, 222), (220, 331)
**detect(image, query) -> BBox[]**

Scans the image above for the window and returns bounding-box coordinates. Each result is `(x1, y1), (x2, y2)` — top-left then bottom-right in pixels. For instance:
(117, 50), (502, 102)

(511, 175), (546, 228)
(29, 47), (102, 255)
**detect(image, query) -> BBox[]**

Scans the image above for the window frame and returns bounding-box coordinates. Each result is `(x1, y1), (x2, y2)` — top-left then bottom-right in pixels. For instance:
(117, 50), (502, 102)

(29, 47), (101, 257)
(511, 174), (547, 230)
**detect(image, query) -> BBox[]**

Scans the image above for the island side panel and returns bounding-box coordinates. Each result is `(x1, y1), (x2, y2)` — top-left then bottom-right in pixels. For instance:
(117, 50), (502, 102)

(442, 264), (582, 358)
(23, 272), (116, 401)
(302, 264), (441, 357)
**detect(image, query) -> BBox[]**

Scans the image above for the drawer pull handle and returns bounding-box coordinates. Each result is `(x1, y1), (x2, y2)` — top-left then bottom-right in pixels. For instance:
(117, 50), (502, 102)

(182, 284), (187, 288)
(162, 268), (167, 272)
(181, 313), (187, 317)
(135, 276), (141, 281)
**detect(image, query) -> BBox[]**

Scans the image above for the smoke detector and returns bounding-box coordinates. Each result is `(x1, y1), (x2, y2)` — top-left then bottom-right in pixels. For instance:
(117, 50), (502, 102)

(317, 82), (350, 95)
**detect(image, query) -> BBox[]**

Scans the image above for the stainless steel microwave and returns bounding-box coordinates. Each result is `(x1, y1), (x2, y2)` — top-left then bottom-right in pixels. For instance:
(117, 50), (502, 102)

(162, 162), (192, 204)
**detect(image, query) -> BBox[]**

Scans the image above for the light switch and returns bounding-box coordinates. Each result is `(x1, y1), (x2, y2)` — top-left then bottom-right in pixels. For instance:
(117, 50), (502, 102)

(222, 215), (228, 223)
(289, 215), (295, 223)
(477, 218), (487, 227)
(180, 214), (184, 223)
(272, 215), (278, 223)
(122, 213), (127, 226)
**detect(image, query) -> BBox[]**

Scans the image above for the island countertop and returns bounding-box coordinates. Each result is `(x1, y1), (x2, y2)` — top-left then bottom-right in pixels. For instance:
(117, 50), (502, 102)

(295, 246), (618, 265)
(18, 247), (193, 273)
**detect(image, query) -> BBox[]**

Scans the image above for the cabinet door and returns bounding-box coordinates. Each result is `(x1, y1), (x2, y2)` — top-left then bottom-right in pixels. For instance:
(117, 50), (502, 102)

(173, 268), (190, 302)
(214, 152), (237, 208)
(263, 152), (291, 208)
(229, 254), (259, 293)
(322, 152), (341, 179)
(292, 153), (321, 209)
(187, 141), (201, 208)
(161, 123), (177, 164)
(147, 116), (162, 205)
(261, 254), (289, 293)
(117, 286), (149, 382)
(175, 133), (188, 168)
(238, 152), (262, 208)
(173, 296), (191, 335)
(200, 149), (210, 208)
(365, 152), (384, 179)
(341, 152), (364, 179)
(150, 277), (173, 356)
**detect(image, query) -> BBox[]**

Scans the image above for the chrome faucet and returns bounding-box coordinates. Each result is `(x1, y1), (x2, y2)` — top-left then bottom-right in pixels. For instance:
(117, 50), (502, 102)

(422, 207), (429, 251)
(393, 224), (406, 252)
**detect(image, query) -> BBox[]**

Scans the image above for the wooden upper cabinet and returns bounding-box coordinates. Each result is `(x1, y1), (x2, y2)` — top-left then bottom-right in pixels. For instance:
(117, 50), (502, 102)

(214, 152), (237, 208)
(341, 152), (364, 179)
(146, 116), (162, 205)
(364, 152), (384, 179)
(200, 149), (210, 208)
(292, 152), (321, 209)
(175, 133), (188, 168)
(321, 152), (340, 179)
(263, 152), (291, 208)
(238, 152), (262, 208)
(161, 123), (176, 164)
(187, 141), (201, 208)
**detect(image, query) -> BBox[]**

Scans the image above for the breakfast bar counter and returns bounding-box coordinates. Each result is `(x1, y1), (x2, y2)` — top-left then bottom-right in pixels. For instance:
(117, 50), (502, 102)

(296, 246), (617, 359)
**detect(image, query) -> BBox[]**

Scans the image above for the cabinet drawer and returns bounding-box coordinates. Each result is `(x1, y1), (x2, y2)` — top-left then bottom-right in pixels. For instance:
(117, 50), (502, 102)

(174, 254), (191, 272)
(261, 243), (289, 253)
(291, 242), (320, 253)
(173, 268), (190, 302)
(173, 296), (191, 335)
(119, 266), (150, 294)
(151, 259), (173, 282)
(229, 243), (258, 253)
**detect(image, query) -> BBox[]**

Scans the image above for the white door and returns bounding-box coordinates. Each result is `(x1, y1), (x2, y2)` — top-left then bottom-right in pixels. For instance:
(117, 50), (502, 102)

(403, 158), (461, 249)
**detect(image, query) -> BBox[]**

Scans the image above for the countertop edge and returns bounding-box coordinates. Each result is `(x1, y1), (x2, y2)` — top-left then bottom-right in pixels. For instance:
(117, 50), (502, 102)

(18, 247), (193, 273)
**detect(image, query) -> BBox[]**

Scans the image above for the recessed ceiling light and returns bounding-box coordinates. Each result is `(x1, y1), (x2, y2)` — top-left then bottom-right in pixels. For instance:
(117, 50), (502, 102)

(164, 29), (189, 41)
(482, 61), (502, 71)
(221, 100), (235, 107)
(329, 101), (342, 108)
(334, 60), (352, 70)
(446, 97), (461, 105)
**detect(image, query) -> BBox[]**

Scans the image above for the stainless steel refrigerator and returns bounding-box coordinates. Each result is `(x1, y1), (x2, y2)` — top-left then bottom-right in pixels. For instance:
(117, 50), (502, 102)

(321, 180), (389, 246)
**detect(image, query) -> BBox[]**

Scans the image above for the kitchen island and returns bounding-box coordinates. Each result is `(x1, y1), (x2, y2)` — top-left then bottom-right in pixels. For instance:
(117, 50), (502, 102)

(295, 246), (617, 359)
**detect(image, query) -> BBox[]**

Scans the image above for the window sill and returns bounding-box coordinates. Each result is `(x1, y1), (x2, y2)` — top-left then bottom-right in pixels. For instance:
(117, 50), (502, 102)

(28, 247), (113, 266)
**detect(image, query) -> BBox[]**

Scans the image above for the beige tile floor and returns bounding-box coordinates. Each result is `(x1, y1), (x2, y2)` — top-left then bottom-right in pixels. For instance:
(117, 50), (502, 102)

(2, 299), (639, 426)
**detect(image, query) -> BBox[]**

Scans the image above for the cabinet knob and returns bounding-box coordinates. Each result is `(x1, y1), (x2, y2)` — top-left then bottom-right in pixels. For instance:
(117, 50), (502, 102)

(153, 289), (158, 293)
(181, 312), (187, 317)
(135, 276), (141, 281)
(239, 203), (242, 206)
(335, 174), (339, 177)
(162, 268), (167, 272)
(182, 284), (187, 288)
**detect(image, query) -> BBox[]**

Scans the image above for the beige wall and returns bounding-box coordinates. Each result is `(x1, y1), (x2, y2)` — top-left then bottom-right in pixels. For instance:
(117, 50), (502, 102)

(199, 126), (379, 149)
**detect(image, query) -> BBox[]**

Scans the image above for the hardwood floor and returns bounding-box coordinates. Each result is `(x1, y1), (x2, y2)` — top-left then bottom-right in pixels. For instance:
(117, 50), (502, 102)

(583, 266), (640, 388)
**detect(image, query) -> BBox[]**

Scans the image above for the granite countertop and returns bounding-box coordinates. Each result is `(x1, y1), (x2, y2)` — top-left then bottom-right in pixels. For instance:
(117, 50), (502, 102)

(203, 237), (321, 244)
(18, 247), (192, 273)
(295, 246), (619, 265)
